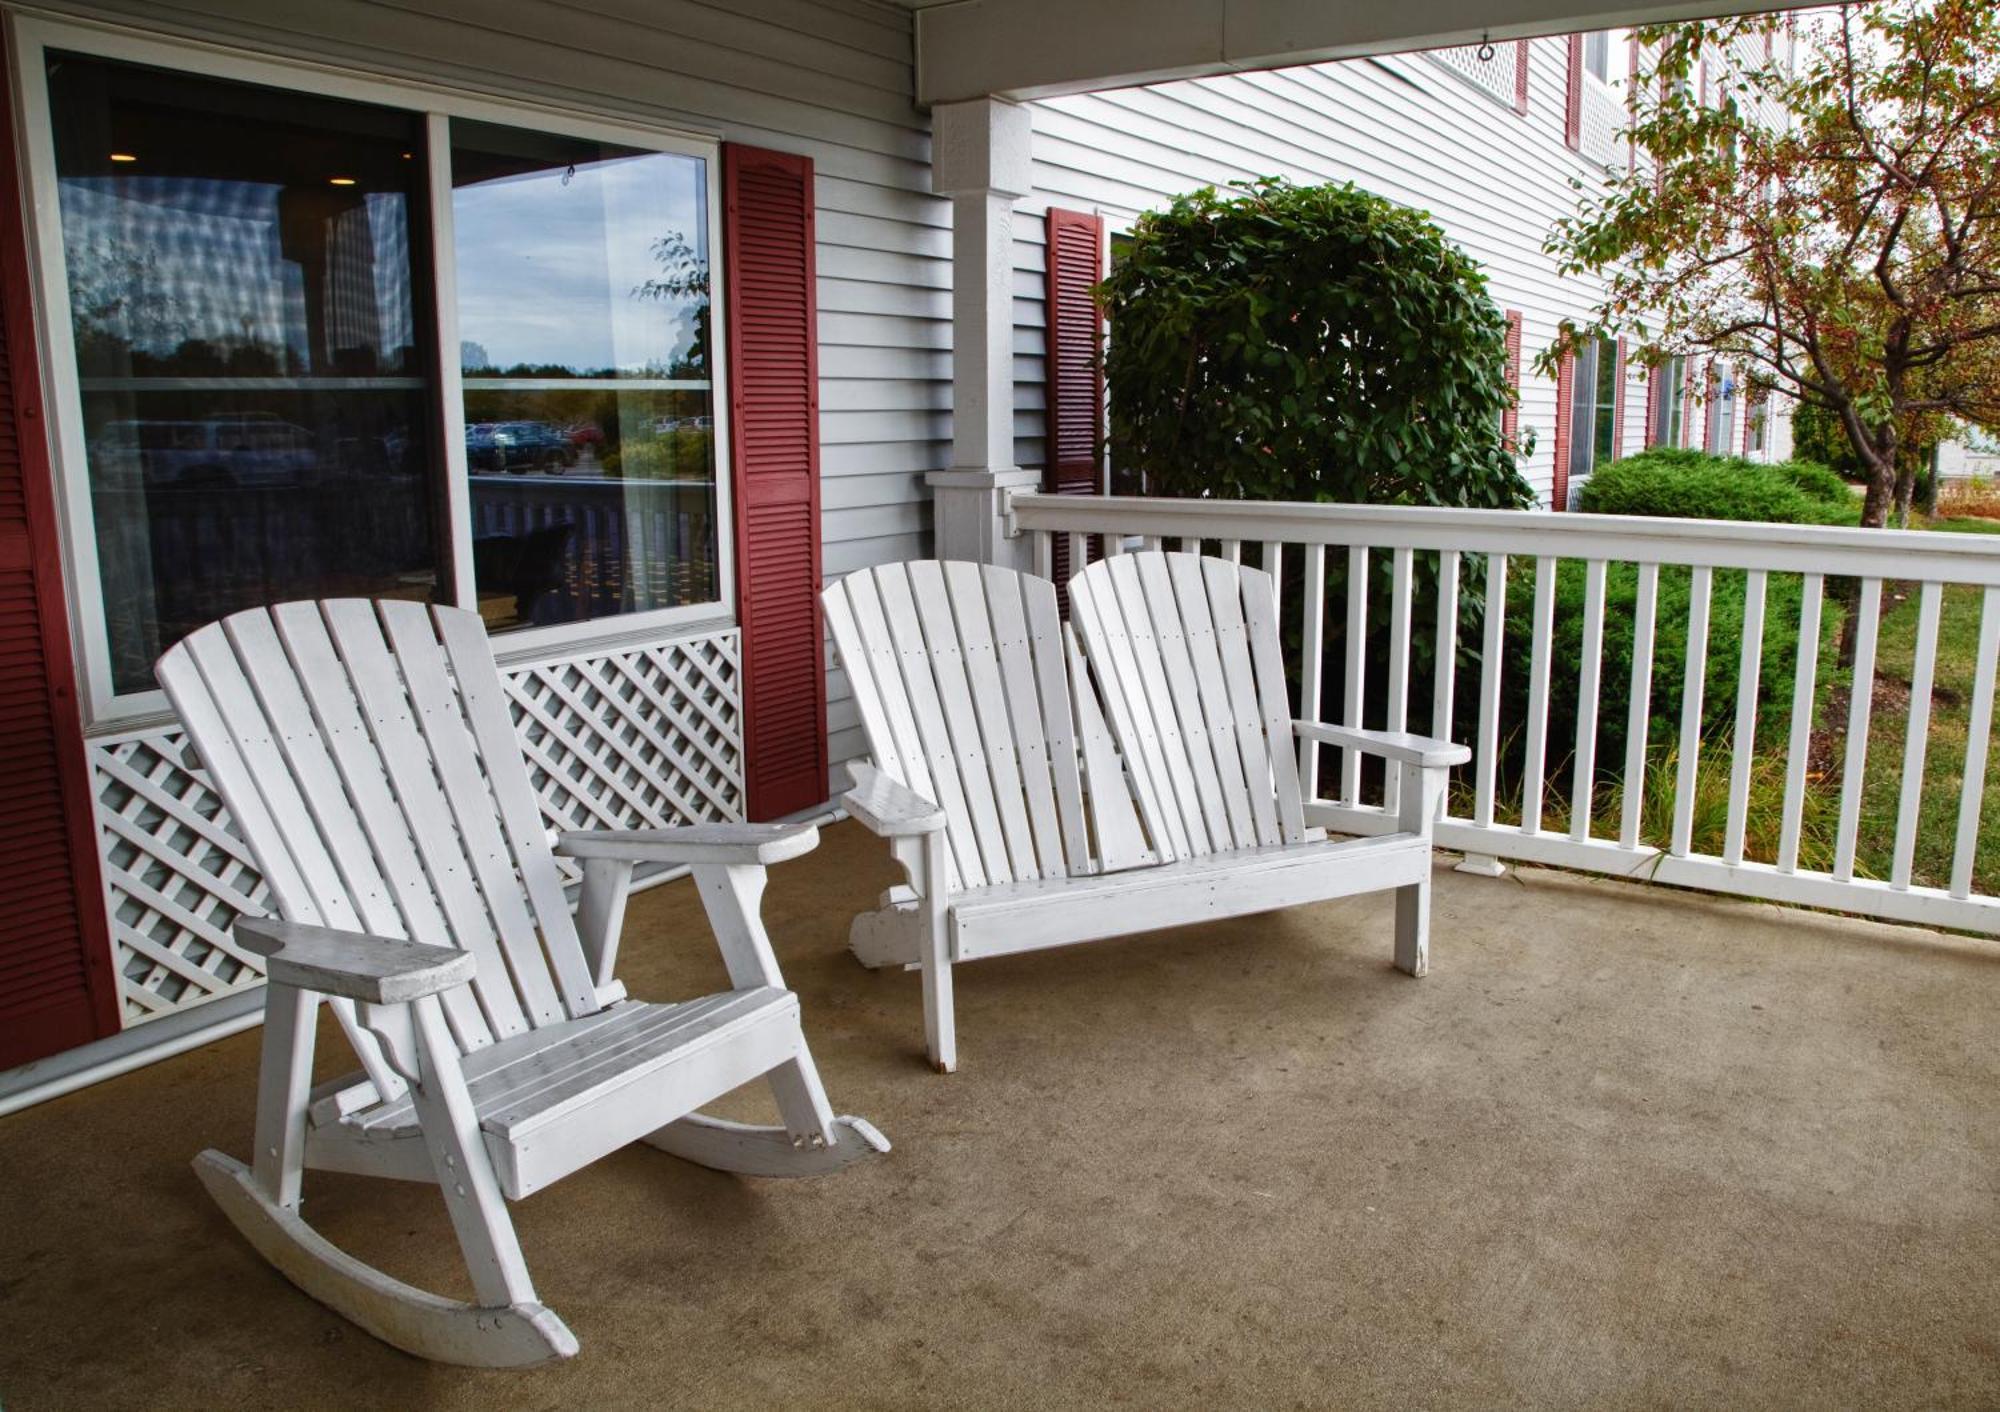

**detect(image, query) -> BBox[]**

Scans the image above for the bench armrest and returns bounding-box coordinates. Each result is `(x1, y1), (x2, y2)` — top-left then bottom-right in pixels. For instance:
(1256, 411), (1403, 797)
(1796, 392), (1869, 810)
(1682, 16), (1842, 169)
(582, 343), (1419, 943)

(556, 822), (820, 867)
(1292, 721), (1471, 768)
(236, 918), (474, 1004)
(843, 761), (947, 838)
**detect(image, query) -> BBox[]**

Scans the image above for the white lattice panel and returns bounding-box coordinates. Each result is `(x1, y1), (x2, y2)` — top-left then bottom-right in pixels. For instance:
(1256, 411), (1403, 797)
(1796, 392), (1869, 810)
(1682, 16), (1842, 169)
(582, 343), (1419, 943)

(1427, 44), (1518, 106)
(1580, 75), (1625, 169)
(85, 627), (745, 1027)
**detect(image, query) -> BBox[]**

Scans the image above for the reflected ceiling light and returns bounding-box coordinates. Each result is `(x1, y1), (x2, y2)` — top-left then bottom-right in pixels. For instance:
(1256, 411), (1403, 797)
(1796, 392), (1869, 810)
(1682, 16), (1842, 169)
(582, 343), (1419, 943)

(329, 176), (357, 186)
(108, 152), (137, 163)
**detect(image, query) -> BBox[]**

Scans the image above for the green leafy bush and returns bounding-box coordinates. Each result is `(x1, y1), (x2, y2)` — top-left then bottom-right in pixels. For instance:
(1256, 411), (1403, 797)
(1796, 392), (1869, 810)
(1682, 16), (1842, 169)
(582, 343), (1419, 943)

(1575, 448), (1857, 524)
(1098, 177), (1532, 511)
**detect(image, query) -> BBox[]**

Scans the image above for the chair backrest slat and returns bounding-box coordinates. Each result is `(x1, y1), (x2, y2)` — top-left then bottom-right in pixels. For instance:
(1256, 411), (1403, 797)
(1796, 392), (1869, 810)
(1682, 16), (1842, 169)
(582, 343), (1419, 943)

(157, 601), (602, 1078)
(1071, 553), (1308, 860)
(825, 563), (1095, 889)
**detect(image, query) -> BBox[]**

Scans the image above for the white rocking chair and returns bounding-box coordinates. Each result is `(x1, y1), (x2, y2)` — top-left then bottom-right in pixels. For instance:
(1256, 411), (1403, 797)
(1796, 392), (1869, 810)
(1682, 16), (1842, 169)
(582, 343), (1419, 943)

(824, 554), (1468, 1073)
(159, 600), (886, 1367)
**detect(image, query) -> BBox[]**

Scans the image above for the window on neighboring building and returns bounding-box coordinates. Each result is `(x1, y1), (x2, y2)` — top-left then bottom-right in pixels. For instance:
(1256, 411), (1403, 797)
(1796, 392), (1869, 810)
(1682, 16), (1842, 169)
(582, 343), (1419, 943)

(33, 41), (726, 714)
(1567, 336), (1619, 487)
(1651, 354), (1688, 447)
(1747, 395), (1768, 454)
(1582, 31), (1612, 83)
(1707, 369), (1738, 453)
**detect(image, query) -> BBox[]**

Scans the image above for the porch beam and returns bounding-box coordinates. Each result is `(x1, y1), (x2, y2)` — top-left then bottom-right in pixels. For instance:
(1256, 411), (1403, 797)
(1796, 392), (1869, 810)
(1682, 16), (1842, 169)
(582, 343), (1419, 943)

(926, 97), (1039, 570)
(915, 0), (1825, 105)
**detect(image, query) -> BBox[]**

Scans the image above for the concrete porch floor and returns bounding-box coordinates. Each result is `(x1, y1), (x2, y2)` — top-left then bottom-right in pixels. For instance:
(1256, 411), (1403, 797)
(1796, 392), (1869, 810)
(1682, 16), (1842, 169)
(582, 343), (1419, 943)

(3, 819), (1998, 1409)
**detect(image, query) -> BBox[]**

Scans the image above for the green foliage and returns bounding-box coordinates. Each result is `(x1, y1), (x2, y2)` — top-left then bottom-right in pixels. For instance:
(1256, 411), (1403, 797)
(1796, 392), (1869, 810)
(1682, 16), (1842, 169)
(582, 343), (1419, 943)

(1575, 449), (1858, 525)
(1789, 400), (1866, 481)
(1099, 178), (1532, 511)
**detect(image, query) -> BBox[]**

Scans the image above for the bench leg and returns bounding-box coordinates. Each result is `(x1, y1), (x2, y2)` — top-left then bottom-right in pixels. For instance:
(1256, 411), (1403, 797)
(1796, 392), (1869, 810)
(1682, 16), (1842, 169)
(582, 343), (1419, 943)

(916, 829), (955, 1072)
(1396, 760), (1446, 978)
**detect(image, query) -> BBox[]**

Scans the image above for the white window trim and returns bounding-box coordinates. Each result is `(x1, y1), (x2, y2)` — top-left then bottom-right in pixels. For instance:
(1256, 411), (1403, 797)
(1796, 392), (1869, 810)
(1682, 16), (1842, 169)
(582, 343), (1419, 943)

(7, 11), (736, 727)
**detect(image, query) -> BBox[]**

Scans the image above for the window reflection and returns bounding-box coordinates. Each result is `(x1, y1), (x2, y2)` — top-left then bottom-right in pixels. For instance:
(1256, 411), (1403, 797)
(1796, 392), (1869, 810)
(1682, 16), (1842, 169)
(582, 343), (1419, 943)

(46, 52), (439, 693)
(452, 120), (718, 631)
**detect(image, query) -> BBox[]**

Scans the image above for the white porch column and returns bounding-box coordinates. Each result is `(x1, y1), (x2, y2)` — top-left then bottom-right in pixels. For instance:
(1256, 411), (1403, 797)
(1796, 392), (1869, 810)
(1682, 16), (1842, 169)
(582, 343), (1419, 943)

(927, 97), (1038, 569)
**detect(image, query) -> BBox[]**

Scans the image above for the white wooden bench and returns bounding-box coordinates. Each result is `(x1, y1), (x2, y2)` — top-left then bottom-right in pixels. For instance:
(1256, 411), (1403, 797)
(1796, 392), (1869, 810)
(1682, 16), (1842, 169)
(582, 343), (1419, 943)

(159, 599), (885, 1367)
(823, 553), (1469, 1072)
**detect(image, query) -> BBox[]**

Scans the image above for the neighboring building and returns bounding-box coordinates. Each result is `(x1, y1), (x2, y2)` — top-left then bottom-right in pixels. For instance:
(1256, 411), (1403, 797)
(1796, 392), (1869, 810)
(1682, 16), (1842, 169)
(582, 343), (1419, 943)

(0, 0), (1797, 1092)
(1938, 426), (2000, 484)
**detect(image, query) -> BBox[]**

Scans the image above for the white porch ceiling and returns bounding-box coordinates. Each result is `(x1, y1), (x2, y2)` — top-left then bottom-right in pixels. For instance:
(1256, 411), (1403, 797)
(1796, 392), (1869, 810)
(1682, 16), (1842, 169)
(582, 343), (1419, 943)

(910, 0), (1826, 104)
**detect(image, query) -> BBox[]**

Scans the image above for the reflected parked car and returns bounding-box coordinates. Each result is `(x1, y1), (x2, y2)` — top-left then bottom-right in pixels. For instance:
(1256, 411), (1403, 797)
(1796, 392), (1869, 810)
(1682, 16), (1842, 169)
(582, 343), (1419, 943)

(95, 415), (318, 487)
(495, 420), (577, 473)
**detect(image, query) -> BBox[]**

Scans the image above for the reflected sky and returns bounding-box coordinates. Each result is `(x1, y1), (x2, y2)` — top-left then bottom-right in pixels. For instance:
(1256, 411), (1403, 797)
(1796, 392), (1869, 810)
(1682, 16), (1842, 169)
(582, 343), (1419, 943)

(452, 140), (708, 378)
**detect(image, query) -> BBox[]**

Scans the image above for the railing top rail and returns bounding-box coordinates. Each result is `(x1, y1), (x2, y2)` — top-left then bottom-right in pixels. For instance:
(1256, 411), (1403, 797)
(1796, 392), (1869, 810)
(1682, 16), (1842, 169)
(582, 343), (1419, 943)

(1008, 493), (2000, 585)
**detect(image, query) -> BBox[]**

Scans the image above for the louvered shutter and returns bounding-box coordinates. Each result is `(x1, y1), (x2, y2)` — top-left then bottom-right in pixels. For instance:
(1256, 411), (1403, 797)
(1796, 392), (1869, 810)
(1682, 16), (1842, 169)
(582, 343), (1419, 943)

(1552, 350), (1574, 511)
(1501, 310), (1523, 453)
(1514, 40), (1531, 114)
(0, 37), (119, 1067)
(1611, 337), (1627, 459)
(723, 144), (827, 820)
(1645, 365), (1661, 447)
(1044, 207), (1105, 603)
(1564, 35), (1585, 149)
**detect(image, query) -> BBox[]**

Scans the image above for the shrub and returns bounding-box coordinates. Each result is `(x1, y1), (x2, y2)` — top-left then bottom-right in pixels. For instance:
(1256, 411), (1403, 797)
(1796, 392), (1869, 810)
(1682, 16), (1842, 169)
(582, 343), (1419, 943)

(1099, 177), (1532, 512)
(1575, 449), (1858, 525)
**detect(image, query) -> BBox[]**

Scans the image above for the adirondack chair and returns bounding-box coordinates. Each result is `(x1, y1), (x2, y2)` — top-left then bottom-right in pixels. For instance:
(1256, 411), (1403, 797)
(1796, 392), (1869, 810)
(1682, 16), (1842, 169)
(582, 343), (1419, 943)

(158, 599), (886, 1367)
(824, 554), (1469, 1073)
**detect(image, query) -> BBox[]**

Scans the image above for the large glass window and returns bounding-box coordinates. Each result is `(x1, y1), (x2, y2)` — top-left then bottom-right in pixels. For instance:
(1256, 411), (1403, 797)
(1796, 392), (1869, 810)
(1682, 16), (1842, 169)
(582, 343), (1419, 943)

(34, 39), (727, 713)
(1651, 355), (1688, 447)
(451, 122), (718, 632)
(46, 53), (439, 694)
(1567, 337), (1620, 489)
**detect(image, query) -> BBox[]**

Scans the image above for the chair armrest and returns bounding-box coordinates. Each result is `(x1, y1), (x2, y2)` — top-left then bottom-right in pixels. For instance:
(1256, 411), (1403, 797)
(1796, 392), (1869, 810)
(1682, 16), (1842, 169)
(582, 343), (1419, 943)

(236, 918), (474, 1004)
(1292, 721), (1471, 768)
(556, 821), (820, 867)
(843, 760), (946, 838)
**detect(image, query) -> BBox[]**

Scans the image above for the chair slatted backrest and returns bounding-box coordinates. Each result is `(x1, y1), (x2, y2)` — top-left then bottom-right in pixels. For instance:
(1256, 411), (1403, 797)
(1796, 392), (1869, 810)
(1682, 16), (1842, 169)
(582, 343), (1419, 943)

(157, 600), (601, 1100)
(825, 560), (1134, 892)
(1068, 553), (1309, 863)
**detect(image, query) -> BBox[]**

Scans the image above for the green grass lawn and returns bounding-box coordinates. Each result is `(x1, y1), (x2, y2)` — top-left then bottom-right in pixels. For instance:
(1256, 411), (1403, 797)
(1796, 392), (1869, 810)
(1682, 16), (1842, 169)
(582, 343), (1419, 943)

(1844, 515), (2000, 893)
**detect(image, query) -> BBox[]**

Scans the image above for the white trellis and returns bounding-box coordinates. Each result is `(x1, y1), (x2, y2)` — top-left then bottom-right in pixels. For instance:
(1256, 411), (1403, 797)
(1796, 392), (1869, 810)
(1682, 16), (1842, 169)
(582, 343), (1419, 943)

(87, 627), (745, 1027)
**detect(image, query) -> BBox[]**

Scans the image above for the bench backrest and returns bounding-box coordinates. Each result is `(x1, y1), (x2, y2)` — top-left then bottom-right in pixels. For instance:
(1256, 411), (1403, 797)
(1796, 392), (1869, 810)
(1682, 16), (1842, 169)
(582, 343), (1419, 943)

(824, 560), (1113, 892)
(1068, 553), (1310, 862)
(157, 600), (602, 1099)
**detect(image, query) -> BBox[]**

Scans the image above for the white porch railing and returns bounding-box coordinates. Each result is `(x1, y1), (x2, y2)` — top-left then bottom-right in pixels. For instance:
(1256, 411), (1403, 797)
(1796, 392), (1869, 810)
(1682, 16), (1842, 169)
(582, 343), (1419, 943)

(1008, 493), (2000, 940)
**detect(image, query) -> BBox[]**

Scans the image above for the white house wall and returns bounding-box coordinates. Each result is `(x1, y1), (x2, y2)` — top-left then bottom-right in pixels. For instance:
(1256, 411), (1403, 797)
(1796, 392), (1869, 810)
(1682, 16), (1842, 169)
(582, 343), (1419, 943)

(1017, 40), (1659, 507)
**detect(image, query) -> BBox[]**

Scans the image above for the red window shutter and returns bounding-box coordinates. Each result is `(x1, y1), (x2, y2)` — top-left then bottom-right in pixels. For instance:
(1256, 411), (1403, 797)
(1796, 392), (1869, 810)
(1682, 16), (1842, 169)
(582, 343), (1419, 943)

(1627, 39), (1641, 174)
(1044, 207), (1105, 599)
(1044, 208), (1104, 496)
(0, 33), (120, 1068)
(1501, 310), (1523, 452)
(1515, 40), (1531, 114)
(1552, 350), (1574, 511)
(1645, 365), (1661, 448)
(1564, 34), (1585, 149)
(1611, 337), (1627, 459)
(723, 144), (827, 820)
(1702, 363), (1718, 451)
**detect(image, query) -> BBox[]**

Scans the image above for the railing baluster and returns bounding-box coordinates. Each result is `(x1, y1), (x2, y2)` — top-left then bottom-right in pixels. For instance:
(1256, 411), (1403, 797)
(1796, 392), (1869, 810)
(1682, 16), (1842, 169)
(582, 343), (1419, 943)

(1670, 565), (1713, 858)
(1571, 559), (1607, 842)
(1031, 529), (1054, 582)
(1221, 538), (1242, 565)
(1891, 581), (1942, 890)
(1432, 549), (1460, 743)
(1833, 577), (1882, 882)
(1777, 573), (1823, 874)
(1298, 543), (1328, 801)
(1620, 562), (1659, 850)
(1723, 570), (1767, 866)
(1262, 542), (1284, 632)
(1950, 586), (2000, 899)
(1521, 557), (1556, 835)
(1176, 536), (1200, 555)
(1341, 545), (1369, 806)
(1474, 552), (1508, 830)
(1383, 547), (1413, 814)
(1067, 532), (1087, 581)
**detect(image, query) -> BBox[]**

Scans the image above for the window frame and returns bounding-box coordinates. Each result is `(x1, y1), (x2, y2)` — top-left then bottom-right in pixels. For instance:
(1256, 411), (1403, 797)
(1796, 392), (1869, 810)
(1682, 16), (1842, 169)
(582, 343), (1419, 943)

(8, 13), (735, 726)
